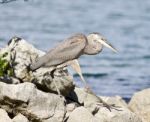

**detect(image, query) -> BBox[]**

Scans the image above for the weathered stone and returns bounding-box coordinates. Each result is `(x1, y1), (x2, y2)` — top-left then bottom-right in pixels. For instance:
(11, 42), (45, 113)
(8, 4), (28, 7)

(12, 113), (29, 122)
(64, 102), (79, 121)
(33, 67), (75, 96)
(94, 96), (142, 122)
(129, 88), (150, 122)
(0, 109), (12, 122)
(95, 107), (142, 122)
(0, 82), (66, 122)
(0, 37), (75, 96)
(0, 37), (44, 81)
(67, 88), (142, 122)
(67, 107), (95, 122)
(100, 96), (128, 108)
(0, 77), (20, 84)
(67, 87), (108, 113)
(67, 87), (87, 104)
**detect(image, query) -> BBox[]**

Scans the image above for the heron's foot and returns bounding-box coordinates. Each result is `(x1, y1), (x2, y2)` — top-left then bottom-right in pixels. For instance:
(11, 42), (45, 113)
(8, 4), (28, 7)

(96, 102), (122, 112)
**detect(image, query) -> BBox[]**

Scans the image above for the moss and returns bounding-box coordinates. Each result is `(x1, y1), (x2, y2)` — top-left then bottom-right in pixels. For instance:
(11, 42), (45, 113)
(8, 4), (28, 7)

(0, 52), (14, 77)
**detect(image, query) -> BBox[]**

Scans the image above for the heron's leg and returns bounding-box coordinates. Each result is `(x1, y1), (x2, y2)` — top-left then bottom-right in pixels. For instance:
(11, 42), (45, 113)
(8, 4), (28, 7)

(96, 100), (122, 112)
(49, 68), (62, 96)
(69, 60), (91, 89)
(53, 79), (61, 96)
(79, 73), (91, 89)
(85, 89), (122, 111)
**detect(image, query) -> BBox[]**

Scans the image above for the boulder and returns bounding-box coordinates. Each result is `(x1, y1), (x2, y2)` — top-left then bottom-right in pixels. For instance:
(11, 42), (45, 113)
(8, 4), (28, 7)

(95, 96), (142, 122)
(64, 102), (79, 121)
(0, 37), (75, 96)
(128, 88), (150, 122)
(67, 106), (95, 122)
(67, 87), (111, 113)
(0, 109), (12, 122)
(12, 113), (29, 122)
(95, 107), (142, 122)
(67, 87), (142, 122)
(0, 82), (66, 122)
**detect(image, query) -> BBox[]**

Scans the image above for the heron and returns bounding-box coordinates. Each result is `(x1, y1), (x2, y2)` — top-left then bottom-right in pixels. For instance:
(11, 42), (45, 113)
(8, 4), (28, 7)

(30, 32), (117, 88)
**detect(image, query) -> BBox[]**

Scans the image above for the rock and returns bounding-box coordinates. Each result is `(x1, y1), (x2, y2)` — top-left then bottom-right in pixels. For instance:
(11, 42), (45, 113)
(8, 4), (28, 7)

(0, 77), (20, 84)
(95, 107), (142, 122)
(67, 87), (87, 104)
(67, 87), (110, 113)
(12, 113), (29, 122)
(0, 109), (12, 122)
(128, 88), (150, 122)
(0, 37), (75, 96)
(95, 96), (142, 122)
(67, 106), (95, 122)
(0, 82), (66, 122)
(67, 88), (142, 122)
(64, 102), (79, 121)
(0, 37), (44, 81)
(100, 96), (128, 108)
(33, 68), (75, 96)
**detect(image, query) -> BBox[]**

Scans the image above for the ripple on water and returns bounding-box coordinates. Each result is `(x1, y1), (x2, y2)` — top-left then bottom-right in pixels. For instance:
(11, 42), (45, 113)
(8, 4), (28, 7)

(74, 73), (108, 78)
(143, 55), (150, 59)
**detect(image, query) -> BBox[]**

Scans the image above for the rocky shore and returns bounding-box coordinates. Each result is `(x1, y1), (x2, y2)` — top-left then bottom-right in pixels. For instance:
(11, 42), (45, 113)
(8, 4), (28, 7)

(0, 37), (149, 122)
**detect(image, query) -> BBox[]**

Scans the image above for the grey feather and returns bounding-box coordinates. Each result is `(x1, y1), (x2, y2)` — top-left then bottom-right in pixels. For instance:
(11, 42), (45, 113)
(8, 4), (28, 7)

(30, 33), (87, 71)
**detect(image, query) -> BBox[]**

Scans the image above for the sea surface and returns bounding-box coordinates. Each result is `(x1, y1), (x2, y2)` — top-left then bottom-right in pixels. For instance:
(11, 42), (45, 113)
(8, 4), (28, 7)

(0, 0), (150, 100)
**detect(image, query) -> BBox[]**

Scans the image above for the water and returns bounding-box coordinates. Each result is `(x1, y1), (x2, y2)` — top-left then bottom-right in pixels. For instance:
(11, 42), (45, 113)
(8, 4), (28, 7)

(0, 0), (150, 100)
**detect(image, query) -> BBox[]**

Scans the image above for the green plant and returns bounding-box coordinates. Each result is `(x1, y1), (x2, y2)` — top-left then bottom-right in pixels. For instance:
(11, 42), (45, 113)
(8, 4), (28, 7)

(0, 52), (14, 77)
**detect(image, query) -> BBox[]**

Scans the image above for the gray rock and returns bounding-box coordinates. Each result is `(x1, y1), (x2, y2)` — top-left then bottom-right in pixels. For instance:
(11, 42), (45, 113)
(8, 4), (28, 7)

(95, 107), (142, 122)
(0, 82), (66, 122)
(0, 37), (44, 81)
(67, 87), (87, 104)
(95, 96), (142, 122)
(64, 102), (79, 121)
(67, 87), (107, 113)
(0, 77), (20, 84)
(0, 109), (12, 122)
(67, 88), (142, 122)
(12, 113), (29, 122)
(0, 37), (75, 96)
(67, 106), (95, 122)
(33, 68), (75, 96)
(128, 88), (150, 122)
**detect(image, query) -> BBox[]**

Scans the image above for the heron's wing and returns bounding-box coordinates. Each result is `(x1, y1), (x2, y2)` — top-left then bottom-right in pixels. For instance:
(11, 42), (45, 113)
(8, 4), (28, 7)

(30, 33), (87, 70)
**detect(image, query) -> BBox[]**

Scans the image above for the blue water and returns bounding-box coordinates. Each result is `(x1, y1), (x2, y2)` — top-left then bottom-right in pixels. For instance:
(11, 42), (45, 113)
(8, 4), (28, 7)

(0, 0), (150, 99)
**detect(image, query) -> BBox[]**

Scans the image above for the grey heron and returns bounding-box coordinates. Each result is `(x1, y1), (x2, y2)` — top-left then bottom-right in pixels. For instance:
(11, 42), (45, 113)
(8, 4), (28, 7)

(30, 32), (117, 86)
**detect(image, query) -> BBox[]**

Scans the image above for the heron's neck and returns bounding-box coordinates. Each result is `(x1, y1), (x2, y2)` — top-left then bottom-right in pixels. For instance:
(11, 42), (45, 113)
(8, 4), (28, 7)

(83, 42), (103, 55)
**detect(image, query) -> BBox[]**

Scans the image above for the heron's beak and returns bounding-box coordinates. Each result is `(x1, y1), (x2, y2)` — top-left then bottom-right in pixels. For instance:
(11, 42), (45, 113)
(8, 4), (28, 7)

(99, 39), (117, 53)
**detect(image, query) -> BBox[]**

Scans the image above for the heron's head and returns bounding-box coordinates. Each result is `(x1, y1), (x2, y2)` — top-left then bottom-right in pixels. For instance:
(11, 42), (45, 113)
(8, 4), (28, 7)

(85, 32), (117, 55)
